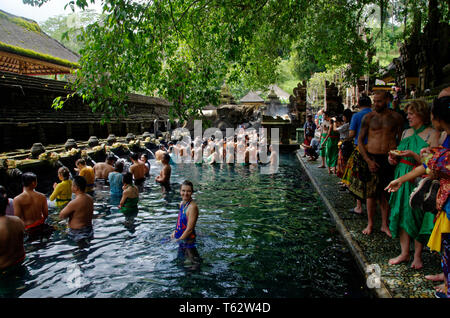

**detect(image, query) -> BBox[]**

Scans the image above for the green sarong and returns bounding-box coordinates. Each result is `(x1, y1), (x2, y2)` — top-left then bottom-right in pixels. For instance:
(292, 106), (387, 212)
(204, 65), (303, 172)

(120, 197), (139, 215)
(325, 130), (339, 168)
(389, 126), (433, 243)
(319, 133), (327, 157)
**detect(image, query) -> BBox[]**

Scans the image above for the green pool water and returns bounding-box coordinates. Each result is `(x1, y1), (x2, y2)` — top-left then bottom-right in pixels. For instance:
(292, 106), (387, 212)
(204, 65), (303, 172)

(0, 154), (371, 298)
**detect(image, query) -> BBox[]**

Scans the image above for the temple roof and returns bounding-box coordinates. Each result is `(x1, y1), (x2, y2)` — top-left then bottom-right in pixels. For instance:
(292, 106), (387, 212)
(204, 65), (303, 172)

(240, 91), (264, 103)
(0, 9), (80, 75)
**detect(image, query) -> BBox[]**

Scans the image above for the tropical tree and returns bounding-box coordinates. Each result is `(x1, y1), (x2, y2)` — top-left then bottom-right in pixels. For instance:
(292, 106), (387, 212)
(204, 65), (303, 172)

(24, 0), (450, 122)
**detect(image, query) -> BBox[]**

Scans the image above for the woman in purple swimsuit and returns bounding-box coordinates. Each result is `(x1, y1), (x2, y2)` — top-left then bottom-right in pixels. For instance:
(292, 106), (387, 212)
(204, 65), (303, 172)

(171, 180), (198, 246)
(171, 180), (201, 266)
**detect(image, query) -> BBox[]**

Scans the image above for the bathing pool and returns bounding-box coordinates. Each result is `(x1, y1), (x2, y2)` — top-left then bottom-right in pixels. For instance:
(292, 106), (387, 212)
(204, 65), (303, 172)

(0, 154), (371, 298)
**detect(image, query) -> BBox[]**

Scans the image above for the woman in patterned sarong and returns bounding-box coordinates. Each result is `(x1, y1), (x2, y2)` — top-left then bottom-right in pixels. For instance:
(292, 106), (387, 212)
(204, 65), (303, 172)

(336, 110), (353, 178)
(387, 100), (439, 269)
(341, 146), (370, 201)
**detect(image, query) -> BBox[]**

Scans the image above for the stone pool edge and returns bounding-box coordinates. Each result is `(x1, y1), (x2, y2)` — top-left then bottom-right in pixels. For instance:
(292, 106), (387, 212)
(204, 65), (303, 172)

(295, 150), (392, 298)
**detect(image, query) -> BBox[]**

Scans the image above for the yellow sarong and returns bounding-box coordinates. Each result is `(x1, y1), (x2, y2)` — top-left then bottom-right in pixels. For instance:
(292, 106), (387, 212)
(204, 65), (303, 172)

(427, 211), (450, 253)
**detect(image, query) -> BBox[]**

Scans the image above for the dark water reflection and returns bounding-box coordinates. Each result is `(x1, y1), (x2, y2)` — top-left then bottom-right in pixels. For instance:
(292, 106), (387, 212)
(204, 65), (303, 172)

(0, 154), (371, 298)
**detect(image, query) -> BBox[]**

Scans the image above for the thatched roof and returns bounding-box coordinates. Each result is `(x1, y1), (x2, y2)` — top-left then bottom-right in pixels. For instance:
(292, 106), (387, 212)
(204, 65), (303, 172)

(240, 91), (264, 103)
(0, 9), (80, 75)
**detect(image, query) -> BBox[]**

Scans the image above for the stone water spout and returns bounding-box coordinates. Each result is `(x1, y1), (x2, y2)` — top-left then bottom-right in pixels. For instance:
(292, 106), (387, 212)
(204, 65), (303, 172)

(264, 89), (288, 118)
(30, 143), (46, 159)
(64, 139), (77, 151)
(88, 136), (99, 148)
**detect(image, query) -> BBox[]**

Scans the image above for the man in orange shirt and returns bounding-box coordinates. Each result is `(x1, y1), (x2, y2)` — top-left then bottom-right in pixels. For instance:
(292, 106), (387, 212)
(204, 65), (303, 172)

(75, 159), (95, 196)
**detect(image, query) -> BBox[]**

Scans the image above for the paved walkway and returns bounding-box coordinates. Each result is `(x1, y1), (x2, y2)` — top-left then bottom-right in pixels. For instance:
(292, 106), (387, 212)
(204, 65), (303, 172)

(296, 150), (442, 298)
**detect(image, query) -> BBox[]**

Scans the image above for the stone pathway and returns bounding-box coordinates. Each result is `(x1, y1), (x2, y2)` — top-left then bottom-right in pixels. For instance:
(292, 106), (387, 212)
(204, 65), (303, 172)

(296, 150), (442, 298)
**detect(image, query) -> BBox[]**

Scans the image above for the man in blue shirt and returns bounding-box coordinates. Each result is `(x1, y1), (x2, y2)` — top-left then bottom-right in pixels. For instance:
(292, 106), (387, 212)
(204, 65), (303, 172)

(349, 95), (372, 145)
(304, 114), (317, 139)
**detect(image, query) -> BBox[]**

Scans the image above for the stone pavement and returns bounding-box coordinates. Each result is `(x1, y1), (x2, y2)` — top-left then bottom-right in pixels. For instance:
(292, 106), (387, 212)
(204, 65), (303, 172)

(296, 150), (442, 298)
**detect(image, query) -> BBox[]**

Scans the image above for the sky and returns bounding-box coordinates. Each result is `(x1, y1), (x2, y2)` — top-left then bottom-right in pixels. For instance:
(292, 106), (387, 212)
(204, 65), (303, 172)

(0, 0), (102, 23)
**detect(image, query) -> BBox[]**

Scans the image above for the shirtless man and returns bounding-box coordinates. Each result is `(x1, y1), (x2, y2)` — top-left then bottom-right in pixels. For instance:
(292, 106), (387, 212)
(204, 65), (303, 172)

(358, 91), (404, 236)
(0, 196), (25, 270)
(269, 144), (279, 166)
(248, 142), (258, 164)
(93, 155), (115, 180)
(59, 176), (94, 243)
(13, 172), (48, 235)
(225, 137), (235, 164)
(193, 139), (203, 164)
(139, 154), (151, 177)
(155, 145), (167, 161)
(129, 153), (148, 187)
(155, 153), (171, 193)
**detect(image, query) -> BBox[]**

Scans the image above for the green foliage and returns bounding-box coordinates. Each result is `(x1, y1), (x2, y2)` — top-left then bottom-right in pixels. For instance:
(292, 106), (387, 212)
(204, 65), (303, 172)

(39, 9), (100, 54)
(21, 0), (447, 122)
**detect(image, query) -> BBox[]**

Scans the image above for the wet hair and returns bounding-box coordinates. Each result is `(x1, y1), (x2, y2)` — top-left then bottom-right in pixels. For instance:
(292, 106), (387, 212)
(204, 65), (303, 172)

(358, 95), (372, 107)
(75, 158), (86, 166)
(114, 161), (124, 173)
(181, 180), (194, 191)
(58, 166), (70, 180)
(22, 172), (37, 187)
(431, 96), (450, 125)
(405, 100), (431, 125)
(141, 154), (148, 160)
(162, 153), (170, 163)
(106, 155), (116, 162)
(130, 153), (139, 161)
(73, 176), (87, 192)
(0, 196), (7, 216)
(123, 172), (133, 185)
